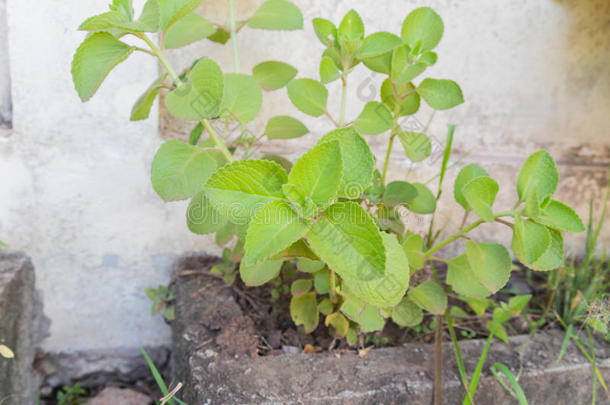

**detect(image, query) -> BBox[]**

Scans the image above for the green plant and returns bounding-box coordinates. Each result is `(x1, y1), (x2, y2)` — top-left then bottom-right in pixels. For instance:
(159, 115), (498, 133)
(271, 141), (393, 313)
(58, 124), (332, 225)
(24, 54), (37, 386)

(145, 285), (176, 321)
(141, 348), (187, 405)
(72, 3), (585, 403)
(56, 383), (87, 405)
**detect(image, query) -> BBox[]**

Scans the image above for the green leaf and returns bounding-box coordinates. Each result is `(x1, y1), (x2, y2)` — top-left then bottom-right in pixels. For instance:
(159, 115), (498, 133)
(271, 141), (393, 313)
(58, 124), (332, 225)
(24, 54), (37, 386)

(151, 140), (217, 201)
(296, 257), (325, 273)
(159, 0), (203, 31)
(383, 181), (418, 206)
(291, 279), (313, 297)
(353, 101), (393, 135)
(244, 200), (310, 265)
(401, 231), (425, 271)
(80, 0), (160, 33)
(465, 241), (512, 294)
(287, 141), (342, 210)
(290, 292), (319, 333)
(312, 18), (336, 47)
(219, 73), (262, 123)
(362, 52), (393, 74)
(462, 176), (499, 223)
(529, 227), (564, 271)
(508, 295), (531, 313)
(408, 281), (447, 315)
(417, 78), (464, 110)
(203, 160), (287, 224)
(261, 154), (293, 172)
(338, 9), (364, 42)
(252, 61), (297, 90)
(264, 116), (308, 140)
(313, 270), (330, 294)
(340, 293), (385, 333)
(109, 0), (134, 20)
(391, 45), (426, 84)
(447, 253), (493, 298)
(164, 13), (215, 49)
(71, 32), (134, 102)
(396, 129), (432, 162)
(486, 320), (508, 343)
(516, 150), (559, 203)
(248, 0), (303, 30)
(207, 26), (230, 44)
(186, 191), (228, 234)
(454, 164), (489, 210)
(319, 56), (342, 84)
(317, 127), (375, 199)
(130, 73), (167, 121)
(136, 0), (162, 32)
(419, 51), (437, 65)
(357, 32), (403, 59)
(342, 232), (410, 308)
(282, 184), (319, 220)
(165, 58), (224, 120)
(271, 239), (319, 261)
(405, 183), (436, 214)
(400, 7), (444, 52)
(391, 298), (423, 327)
(317, 298), (333, 315)
(78, 11), (131, 31)
(307, 202), (385, 281)
(511, 217), (552, 266)
(325, 312), (349, 337)
(240, 259), (283, 286)
(189, 122), (203, 145)
(534, 200), (585, 233)
(215, 222), (237, 246)
(380, 79), (420, 116)
(286, 78), (328, 117)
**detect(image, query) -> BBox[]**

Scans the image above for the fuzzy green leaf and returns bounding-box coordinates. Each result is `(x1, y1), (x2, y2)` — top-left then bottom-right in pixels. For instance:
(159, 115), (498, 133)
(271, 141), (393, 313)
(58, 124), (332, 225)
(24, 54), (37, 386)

(534, 200), (585, 233)
(159, 0), (203, 31)
(296, 257), (325, 273)
(396, 129), (432, 162)
(419, 51), (438, 65)
(313, 270), (330, 294)
(340, 294), (385, 333)
(508, 295), (531, 313)
(312, 18), (336, 47)
(186, 191), (228, 234)
(244, 200), (310, 265)
(511, 217), (552, 266)
(203, 160), (287, 224)
(353, 101), (393, 135)
(325, 312), (349, 337)
(462, 176), (499, 222)
(447, 253), (493, 298)
(381, 79), (420, 116)
(516, 150), (559, 203)
(317, 127), (375, 199)
(253, 61), (297, 90)
(151, 140), (217, 201)
(291, 279), (313, 297)
(130, 73), (167, 121)
(219, 73), (262, 123)
(417, 78), (464, 110)
(287, 141), (342, 210)
(264, 116), (308, 140)
(290, 292), (319, 333)
(487, 320), (508, 343)
(282, 184), (319, 220)
(405, 182), (436, 214)
(165, 58), (224, 120)
(383, 181), (418, 206)
(240, 259), (283, 286)
(319, 56), (342, 84)
(454, 163), (489, 210)
(391, 45), (426, 84)
(401, 231), (425, 271)
(338, 9), (364, 41)
(343, 232), (410, 308)
(357, 32), (403, 59)
(248, 0), (303, 31)
(307, 202), (385, 281)
(465, 241), (512, 294)
(408, 280), (447, 315)
(400, 7), (444, 52)
(109, 0), (134, 19)
(286, 78), (328, 117)
(71, 32), (134, 102)
(391, 298), (423, 327)
(529, 227), (564, 271)
(164, 13), (215, 48)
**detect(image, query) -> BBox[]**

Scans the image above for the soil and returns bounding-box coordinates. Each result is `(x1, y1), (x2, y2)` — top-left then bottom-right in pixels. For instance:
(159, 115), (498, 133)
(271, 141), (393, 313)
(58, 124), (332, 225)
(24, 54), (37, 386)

(172, 255), (548, 359)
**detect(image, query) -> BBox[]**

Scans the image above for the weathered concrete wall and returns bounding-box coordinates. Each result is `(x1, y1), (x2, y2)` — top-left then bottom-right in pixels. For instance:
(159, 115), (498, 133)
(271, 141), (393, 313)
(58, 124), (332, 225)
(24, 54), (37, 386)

(0, 0), (11, 127)
(0, 0), (607, 376)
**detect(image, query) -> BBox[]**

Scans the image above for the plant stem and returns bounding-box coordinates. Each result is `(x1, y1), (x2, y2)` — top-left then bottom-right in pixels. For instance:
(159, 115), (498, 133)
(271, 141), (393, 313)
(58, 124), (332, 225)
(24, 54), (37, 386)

(381, 132), (396, 184)
(139, 33), (233, 162)
(339, 76), (347, 127)
(229, 0), (240, 73)
(446, 311), (472, 401)
(329, 269), (337, 303)
(433, 315), (443, 405)
(324, 111), (339, 127)
(424, 210), (516, 258)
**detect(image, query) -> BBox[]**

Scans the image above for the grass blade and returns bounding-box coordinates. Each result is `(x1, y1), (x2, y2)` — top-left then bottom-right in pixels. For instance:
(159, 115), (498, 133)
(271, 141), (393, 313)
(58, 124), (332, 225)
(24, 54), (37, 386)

(445, 310), (472, 401)
(490, 362), (528, 405)
(462, 333), (493, 405)
(556, 324), (573, 363)
(141, 348), (174, 405)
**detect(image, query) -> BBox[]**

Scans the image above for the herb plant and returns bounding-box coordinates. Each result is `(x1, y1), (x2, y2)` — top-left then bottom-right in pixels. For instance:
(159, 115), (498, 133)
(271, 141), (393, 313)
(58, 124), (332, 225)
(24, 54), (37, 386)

(72, 1), (586, 401)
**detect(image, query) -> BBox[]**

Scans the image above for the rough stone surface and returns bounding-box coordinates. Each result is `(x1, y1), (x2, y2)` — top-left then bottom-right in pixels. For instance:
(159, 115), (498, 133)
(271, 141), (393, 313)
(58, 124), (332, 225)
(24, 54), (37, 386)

(172, 257), (610, 405)
(0, 252), (47, 404)
(87, 387), (152, 405)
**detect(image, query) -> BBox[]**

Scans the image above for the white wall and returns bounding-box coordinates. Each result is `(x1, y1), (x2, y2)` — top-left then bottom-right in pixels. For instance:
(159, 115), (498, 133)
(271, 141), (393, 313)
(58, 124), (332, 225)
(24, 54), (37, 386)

(0, 0), (11, 126)
(0, 0), (607, 367)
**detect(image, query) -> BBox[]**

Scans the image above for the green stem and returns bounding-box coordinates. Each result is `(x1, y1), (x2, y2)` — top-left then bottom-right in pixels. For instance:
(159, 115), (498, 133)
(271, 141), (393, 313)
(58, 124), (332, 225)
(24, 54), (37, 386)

(139, 33), (233, 162)
(329, 269), (337, 303)
(381, 132), (396, 184)
(229, 0), (240, 73)
(463, 333), (494, 405)
(446, 311), (472, 402)
(339, 76), (347, 127)
(424, 210), (516, 258)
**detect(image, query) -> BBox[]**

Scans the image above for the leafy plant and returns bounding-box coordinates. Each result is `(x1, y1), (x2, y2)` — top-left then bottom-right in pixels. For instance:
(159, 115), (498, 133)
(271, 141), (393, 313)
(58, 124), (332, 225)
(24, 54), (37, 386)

(56, 383), (87, 405)
(72, 3), (585, 403)
(145, 285), (176, 321)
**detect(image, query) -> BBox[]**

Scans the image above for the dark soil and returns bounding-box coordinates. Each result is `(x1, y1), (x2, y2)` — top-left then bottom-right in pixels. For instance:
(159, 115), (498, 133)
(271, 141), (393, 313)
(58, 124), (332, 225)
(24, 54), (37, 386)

(172, 255), (550, 359)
